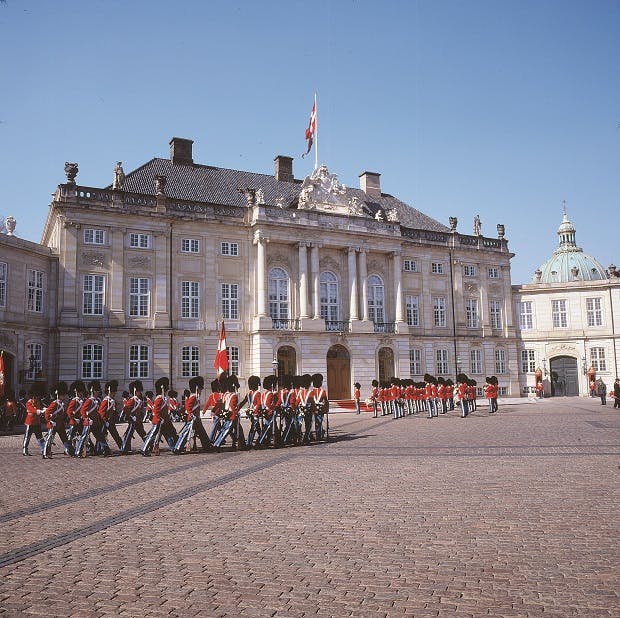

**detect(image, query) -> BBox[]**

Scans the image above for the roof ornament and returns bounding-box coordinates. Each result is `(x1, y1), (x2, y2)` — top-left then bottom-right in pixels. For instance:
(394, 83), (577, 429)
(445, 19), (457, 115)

(497, 223), (505, 239)
(154, 175), (167, 195)
(473, 214), (481, 236)
(449, 216), (458, 232)
(348, 196), (365, 216)
(386, 208), (399, 223)
(255, 188), (265, 205)
(112, 162), (125, 190)
(238, 187), (257, 207)
(2, 216), (16, 236)
(298, 164), (348, 212)
(64, 162), (78, 185)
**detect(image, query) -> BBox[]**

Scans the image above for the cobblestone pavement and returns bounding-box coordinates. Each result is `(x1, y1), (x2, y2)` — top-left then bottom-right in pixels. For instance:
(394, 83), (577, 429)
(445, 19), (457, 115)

(0, 398), (619, 617)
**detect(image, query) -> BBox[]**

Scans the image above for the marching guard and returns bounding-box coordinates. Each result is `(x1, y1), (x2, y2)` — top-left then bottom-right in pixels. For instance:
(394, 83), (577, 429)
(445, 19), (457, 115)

(204, 379), (223, 443)
(141, 377), (169, 456)
(66, 380), (86, 449)
(279, 375), (298, 445)
(485, 376), (499, 414)
(212, 375), (244, 449)
(99, 380), (122, 450)
(23, 383), (46, 456)
(370, 379), (379, 418)
(257, 374), (279, 447)
(75, 381), (104, 457)
(245, 375), (263, 448)
(121, 380), (148, 454)
(173, 376), (211, 453)
(312, 373), (329, 441)
(43, 381), (73, 458)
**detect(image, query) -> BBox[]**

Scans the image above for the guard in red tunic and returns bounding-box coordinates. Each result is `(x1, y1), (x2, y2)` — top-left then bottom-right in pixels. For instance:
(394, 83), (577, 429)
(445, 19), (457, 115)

(370, 379), (379, 418)
(258, 374), (279, 447)
(298, 374), (314, 444)
(141, 377), (169, 456)
(43, 381), (73, 458)
(312, 373), (329, 441)
(485, 376), (499, 414)
(66, 381), (86, 449)
(99, 380), (122, 450)
(279, 375), (298, 444)
(75, 381), (103, 457)
(173, 376), (211, 453)
(204, 379), (223, 443)
(121, 380), (147, 454)
(213, 375), (243, 449)
(245, 375), (263, 448)
(456, 374), (469, 418)
(23, 383), (46, 456)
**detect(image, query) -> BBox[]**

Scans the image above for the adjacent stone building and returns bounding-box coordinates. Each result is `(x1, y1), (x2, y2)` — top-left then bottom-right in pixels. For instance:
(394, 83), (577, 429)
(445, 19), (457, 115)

(1, 137), (523, 398)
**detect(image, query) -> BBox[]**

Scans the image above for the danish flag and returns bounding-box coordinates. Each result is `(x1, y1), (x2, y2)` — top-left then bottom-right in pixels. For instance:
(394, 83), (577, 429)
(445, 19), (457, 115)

(213, 322), (229, 379)
(302, 98), (317, 158)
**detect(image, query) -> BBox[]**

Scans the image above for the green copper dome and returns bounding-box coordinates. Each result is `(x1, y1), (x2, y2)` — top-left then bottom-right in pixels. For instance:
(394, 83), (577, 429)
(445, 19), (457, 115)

(533, 209), (606, 283)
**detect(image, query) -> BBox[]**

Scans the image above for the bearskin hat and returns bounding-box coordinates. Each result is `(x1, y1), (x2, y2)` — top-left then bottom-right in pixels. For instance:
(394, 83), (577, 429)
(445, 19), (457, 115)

(168, 389), (178, 398)
(54, 381), (69, 397)
(129, 380), (144, 394)
(121, 390), (130, 399)
(489, 375), (498, 385)
(282, 375), (293, 389)
(437, 377), (445, 385)
(469, 379), (477, 387)
(312, 373), (324, 388)
(88, 380), (102, 394)
(302, 374), (313, 389)
(354, 382), (361, 389)
(371, 379), (379, 387)
(228, 374), (240, 392)
(154, 377), (169, 394)
(457, 373), (469, 384)
(210, 379), (220, 393)
(105, 379), (119, 394)
(145, 391), (154, 400)
(424, 373), (434, 384)
(445, 379), (454, 386)
(248, 375), (261, 391)
(263, 374), (277, 391)
(188, 376), (205, 392)
(69, 380), (86, 396)
(29, 382), (47, 398)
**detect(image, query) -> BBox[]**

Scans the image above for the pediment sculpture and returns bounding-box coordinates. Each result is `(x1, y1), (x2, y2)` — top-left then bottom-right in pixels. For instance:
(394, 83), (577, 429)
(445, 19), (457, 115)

(298, 165), (349, 213)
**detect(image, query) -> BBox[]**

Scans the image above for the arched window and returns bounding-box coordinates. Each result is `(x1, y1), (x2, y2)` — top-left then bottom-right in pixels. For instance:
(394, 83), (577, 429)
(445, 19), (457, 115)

(368, 275), (385, 323)
(320, 271), (339, 322)
(268, 267), (289, 320)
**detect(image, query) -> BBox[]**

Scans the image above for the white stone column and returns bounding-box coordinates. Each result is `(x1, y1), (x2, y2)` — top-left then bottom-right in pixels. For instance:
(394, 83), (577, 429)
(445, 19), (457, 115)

(393, 251), (404, 323)
(311, 243), (320, 318)
(254, 231), (267, 317)
(298, 242), (309, 319)
(359, 249), (369, 321)
(348, 247), (358, 320)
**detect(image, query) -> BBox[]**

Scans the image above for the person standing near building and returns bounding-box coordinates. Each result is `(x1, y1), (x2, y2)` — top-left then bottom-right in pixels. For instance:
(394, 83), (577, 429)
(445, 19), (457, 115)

(43, 381), (73, 458)
(370, 380), (379, 418)
(99, 380), (122, 450)
(613, 378), (620, 409)
(141, 377), (169, 456)
(353, 382), (361, 414)
(121, 380), (147, 454)
(596, 378), (607, 405)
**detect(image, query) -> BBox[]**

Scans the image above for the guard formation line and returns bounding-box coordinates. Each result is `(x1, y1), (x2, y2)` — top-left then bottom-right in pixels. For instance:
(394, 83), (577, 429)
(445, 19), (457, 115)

(19, 372), (332, 459)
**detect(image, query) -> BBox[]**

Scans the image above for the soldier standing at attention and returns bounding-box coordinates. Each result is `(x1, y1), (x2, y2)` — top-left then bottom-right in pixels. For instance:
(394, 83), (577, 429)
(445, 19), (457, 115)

(353, 382), (361, 414)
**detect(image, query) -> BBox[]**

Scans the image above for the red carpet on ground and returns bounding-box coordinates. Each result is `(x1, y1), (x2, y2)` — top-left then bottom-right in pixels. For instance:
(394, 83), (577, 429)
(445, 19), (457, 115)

(331, 399), (373, 412)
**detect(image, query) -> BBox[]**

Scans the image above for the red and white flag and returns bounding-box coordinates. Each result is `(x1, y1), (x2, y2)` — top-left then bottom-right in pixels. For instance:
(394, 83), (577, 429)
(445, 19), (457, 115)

(301, 97), (317, 158)
(0, 351), (5, 396)
(213, 322), (229, 379)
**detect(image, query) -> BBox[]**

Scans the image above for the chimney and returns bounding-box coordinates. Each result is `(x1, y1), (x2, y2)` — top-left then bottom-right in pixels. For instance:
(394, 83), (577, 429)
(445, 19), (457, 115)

(359, 171), (381, 198)
(274, 155), (294, 182)
(169, 137), (194, 165)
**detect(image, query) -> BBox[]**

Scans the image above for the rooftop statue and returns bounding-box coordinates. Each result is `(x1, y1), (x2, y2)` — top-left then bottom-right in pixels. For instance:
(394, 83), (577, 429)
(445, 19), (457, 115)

(298, 164), (348, 212)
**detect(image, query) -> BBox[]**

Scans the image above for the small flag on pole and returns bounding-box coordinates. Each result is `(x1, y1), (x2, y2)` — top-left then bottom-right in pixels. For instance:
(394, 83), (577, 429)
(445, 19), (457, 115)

(0, 351), (5, 396)
(301, 96), (317, 159)
(213, 322), (229, 379)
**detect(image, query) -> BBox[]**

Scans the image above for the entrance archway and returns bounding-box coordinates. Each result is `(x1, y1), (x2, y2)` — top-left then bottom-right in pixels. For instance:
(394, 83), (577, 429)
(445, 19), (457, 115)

(549, 356), (579, 396)
(378, 347), (394, 384)
(326, 345), (350, 400)
(276, 346), (296, 378)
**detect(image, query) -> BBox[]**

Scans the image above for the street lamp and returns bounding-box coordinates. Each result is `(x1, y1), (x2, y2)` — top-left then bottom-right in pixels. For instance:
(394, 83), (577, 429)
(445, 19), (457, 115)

(542, 358), (547, 377)
(272, 357), (278, 378)
(581, 356), (587, 375)
(456, 356), (462, 377)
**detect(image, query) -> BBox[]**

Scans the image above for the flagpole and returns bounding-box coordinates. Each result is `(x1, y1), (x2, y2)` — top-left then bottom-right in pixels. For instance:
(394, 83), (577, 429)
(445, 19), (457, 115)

(314, 92), (318, 171)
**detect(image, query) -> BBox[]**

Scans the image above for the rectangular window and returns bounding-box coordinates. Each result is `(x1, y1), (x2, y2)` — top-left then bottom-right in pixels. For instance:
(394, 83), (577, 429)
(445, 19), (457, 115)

(227, 345), (240, 376)
(405, 294), (420, 327)
(433, 297), (447, 327)
(221, 283), (239, 320)
(181, 281), (200, 319)
(403, 260), (418, 272)
(519, 301), (533, 330)
(436, 349), (449, 375)
(0, 262), (6, 308)
(129, 345), (149, 379)
(498, 386), (508, 397)
(466, 298), (479, 328)
(181, 346), (200, 378)
(409, 349), (422, 376)
(26, 343), (43, 380)
(590, 347), (606, 372)
(431, 262), (444, 275)
(470, 349), (483, 375)
(489, 299), (502, 330)
(221, 242), (239, 257)
(129, 233), (150, 249)
(181, 238), (200, 253)
(129, 277), (150, 317)
(83, 275), (105, 315)
(463, 265), (477, 277)
(27, 269), (44, 313)
(586, 297), (603, 327)
(488, 267), (499, 279)
(82, 344), (104, 379)
(551, 299), (568, 328)
(521, 350), (536, 373)
(84, 228), (105, 245)
(495, 349), (507, 374)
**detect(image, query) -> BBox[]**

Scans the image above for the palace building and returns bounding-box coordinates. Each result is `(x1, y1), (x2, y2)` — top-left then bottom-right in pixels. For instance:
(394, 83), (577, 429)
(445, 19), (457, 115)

(1, 137), (617, 399)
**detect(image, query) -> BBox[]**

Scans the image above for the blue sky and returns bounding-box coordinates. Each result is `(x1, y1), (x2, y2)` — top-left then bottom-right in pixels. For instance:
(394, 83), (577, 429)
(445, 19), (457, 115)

(0, 0), (618, 284)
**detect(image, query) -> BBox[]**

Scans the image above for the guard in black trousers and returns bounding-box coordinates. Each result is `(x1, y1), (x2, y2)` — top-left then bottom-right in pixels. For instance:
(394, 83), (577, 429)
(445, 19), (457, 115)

(22, 383), (46, 456)
(99, 380), (122, 450)
(43, 381), (73, 458)
(121, 380), (147, 454)
(173, 376), (211, 453)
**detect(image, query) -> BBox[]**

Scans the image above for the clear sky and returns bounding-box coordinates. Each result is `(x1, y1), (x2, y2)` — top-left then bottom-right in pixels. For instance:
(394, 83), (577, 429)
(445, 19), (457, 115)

(0, 0), (618, 284)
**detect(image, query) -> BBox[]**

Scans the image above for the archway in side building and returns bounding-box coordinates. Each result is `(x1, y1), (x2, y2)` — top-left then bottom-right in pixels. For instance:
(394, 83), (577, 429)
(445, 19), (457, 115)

(378, 347), (394, 384)
(326, 345), (350, 400)
(276, 346), (297, 379)
(549, 356), (579, 396)
(0, 351), (15, 397)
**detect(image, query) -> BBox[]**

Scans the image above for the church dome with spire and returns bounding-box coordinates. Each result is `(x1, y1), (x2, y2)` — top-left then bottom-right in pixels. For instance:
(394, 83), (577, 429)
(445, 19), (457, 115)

(533, 208), (607, 283)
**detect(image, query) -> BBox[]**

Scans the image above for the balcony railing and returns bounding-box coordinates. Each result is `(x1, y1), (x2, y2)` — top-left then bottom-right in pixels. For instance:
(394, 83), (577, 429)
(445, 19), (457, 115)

(325, 320), (350, 333)
(272, 318), (301, 331)
(373, 321), (396, 334)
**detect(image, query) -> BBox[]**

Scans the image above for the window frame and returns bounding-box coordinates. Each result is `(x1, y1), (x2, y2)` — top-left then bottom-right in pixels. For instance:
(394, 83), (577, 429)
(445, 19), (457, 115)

(586, 297), (603, 327)
(519, 301), (533, 330)
(181, 280), (200, 319)
(181, 345), (200, 378)
(0, 261), (6, 308)
(26, 342), (43, 381)
(181, 238), (200, 254)
(436, 349), (449, 375)
(129, 344), (149, 379)
(27, 269), (44, 313)
(433, 296), (447, 328)
(226, 345), (240, 376)
(129, 233), (151, 249)
(431, 262), (445, 275)
(403, 259), (418, 273)
(82, 274), (105, 316)
(221, 282), (240, 320)
(81, 343), (104, 380)
(129, 277), (150, 317)
(409, 348), (422, 376)
(84, 228), (105, 245)
(319, 271), (339, 322)
(405, 294), (420, 327)
(551, 299), (568, 328)
(221, 241), (239, 257)
(521, 349), (536, 374)
(489, 299), (502, 330)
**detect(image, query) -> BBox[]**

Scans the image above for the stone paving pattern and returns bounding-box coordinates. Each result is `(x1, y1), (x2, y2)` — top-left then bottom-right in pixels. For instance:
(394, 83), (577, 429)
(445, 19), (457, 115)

(0, 398), (619, 617)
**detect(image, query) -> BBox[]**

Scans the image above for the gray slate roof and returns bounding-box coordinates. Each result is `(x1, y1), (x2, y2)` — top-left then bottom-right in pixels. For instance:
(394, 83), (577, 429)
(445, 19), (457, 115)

(116, 158), (448, 232)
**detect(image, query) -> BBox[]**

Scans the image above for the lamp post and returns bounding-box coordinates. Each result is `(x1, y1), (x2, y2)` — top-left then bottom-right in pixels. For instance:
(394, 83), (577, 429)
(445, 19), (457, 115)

(542, 358), (547, 377)
(456, 356), (462, 380)
(272, 357), (278, 379)
(581, 357), (587, 375)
